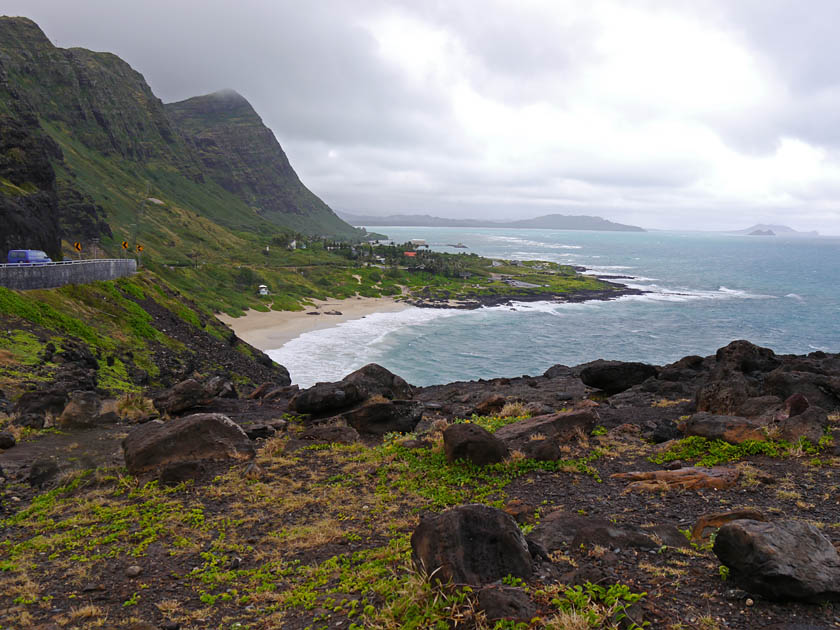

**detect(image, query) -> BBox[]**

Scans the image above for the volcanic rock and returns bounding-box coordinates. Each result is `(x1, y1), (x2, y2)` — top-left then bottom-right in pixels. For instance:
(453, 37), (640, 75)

(13, 388), (68, 418)
(472, 394), (506, 416)
(543, 364), (572, 379)
(340, 399), (423, 436)
(443, 423), (509, 466)
(411, 504), (533, 585)
(578, 360), (658, 394)
(777, 406), (828, 445)
(737, 396), (783, 418)
(714, 340), (780, 374)
(695, 376), (752, 415)
(289, 381), (362, 416)
(122, 413), (254, 476)
(153, 379), (211, 416)
(341, 363), (412, 400)
(57, 390), (101, 428)
(494, 409), (597, 451)
(12, 413), (45, 429)
(530, 512), (658, 552)
(784, 393), (810, 417)
(520, 437), (561, 461)
(28, 457), (61, 488)
(678, 412), (768, 443)
(477, 586), (536, 622)
(0, 431), (15, 450)
(714, 519), (840, 602)
(764, 370), (840, 411)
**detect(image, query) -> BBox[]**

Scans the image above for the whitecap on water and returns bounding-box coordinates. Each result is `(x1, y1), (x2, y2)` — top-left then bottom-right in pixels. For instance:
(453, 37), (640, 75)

(268, 306), (462, 387)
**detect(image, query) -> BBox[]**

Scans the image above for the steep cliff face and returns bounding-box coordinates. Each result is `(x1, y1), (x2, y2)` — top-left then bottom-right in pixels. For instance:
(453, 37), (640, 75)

(0, 16), (362, 258)
(0, 111), (62, 258)
(0, 18), (188, 164)
(166, 90), (360, 238)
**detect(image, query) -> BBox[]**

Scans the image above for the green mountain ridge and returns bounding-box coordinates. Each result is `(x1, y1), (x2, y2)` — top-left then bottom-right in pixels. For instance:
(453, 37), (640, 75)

(0, 16), (362, 261)
(166, 89), (359, 238)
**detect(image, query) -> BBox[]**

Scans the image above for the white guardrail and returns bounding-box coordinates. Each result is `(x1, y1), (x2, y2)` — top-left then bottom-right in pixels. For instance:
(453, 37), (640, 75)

(0, 258), (130, 268)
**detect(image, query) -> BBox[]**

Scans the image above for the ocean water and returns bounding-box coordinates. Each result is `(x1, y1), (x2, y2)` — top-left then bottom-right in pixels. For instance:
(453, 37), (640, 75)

(268, 228), (840, 387)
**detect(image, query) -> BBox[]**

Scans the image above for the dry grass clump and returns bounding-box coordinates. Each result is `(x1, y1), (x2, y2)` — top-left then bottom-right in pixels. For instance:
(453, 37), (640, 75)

(115, 392), (155, 421)
(651, 398), (691, 408)
(499, 401), (530, 418)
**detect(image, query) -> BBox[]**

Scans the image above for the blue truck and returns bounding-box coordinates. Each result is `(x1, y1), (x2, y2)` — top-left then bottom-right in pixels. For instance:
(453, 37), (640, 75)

(7, 249), (52, 264)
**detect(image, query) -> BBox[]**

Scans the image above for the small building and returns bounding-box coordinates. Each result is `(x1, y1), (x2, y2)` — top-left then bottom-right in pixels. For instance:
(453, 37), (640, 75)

(409, 239), (427, 246)
(404, 251), (417, 258)
(257, 284), (269, 296)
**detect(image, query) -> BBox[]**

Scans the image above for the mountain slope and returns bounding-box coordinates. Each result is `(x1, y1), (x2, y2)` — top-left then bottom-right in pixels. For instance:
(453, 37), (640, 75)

(166, 90), (360, 238)
(0, 16), (361, 260)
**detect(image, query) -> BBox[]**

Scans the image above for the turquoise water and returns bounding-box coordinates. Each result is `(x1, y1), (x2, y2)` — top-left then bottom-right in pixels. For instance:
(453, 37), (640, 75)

(269, 228), (840, 387)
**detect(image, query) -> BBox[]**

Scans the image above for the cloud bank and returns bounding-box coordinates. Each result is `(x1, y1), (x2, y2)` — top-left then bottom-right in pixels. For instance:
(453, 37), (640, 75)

(6, 0), (840, 232)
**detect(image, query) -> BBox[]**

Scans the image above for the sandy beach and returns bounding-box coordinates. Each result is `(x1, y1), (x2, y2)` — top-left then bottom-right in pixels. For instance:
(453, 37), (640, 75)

(217, 297), (410, 351)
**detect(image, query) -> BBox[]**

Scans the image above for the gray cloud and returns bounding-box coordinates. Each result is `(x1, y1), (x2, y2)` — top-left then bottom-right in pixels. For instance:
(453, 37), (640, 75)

(5, 0), (840, 232)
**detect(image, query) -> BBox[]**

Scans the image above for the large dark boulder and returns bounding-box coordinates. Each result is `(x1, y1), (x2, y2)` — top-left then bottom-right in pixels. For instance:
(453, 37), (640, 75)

(543, 364), (572, 379)
(764, 371), (840, 411)
(714, 340), (780, 374)
(695, 376), (752, 415)
(289, 381), (362, 416)
(737, 396), (783, 418)
(778, 406), (828, 445)
(341, 363), (412, 400)
(153, 379), (211, 416)
(411, 504), (533, 585)
(122, 413), (254, 477)
(340, 399), (423, 436)
(0, 431), (16, 450)
(472, 394), (507, 416)
(530, 512), (657, 552)
(714, 519), (840, 602)
(578, 360), (658, 394)
(477, 586), (536, 622)
(13, 388), (69, 418)
(28, 457), (61, 488)
(494, 409), (598, 452)
(57, 390), (101, 428)
(678, 412), (768, 444)
(443, 423), (509, 466)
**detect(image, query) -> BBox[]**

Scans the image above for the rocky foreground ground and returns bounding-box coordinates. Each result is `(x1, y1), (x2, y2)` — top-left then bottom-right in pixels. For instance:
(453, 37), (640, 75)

(1, 340), (840, 629)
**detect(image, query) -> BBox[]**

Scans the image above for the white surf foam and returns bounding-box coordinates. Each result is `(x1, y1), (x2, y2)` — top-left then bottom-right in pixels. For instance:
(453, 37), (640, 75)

(618, 282), (776, 303)
(485, 235), (582, 249)
(267, 306), (462, 387)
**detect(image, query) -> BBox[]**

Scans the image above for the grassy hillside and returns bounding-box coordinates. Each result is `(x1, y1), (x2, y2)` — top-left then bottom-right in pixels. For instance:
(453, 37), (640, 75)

(0, 272), (283, 399)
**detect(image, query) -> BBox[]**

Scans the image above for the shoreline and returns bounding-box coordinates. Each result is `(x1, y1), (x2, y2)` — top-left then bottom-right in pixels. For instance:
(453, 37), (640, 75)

(219, 273), (641, 350)
(217, 297), (409, 351)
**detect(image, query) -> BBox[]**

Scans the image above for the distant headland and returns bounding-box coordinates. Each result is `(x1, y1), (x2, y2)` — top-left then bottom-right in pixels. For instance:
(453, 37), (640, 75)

(339, 212), (646, 232)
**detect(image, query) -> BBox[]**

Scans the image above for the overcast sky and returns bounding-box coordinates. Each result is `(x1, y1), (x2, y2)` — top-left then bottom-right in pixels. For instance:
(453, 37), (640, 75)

(6, 1), (840, 232)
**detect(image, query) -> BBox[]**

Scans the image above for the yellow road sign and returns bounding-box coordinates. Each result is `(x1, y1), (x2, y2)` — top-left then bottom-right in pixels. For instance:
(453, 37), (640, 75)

(136, 244), (144, 253)
(121, 240), (129, 249)
(73, 242), (82, 252)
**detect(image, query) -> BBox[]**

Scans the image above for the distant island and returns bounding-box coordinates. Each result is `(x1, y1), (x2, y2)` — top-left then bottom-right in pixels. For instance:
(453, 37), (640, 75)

(339, 212), (646, 232)
(732, 224), (819, 237)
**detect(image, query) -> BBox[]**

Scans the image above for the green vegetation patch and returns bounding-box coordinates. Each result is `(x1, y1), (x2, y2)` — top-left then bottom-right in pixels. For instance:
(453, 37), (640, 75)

(649, 435), (831, 467)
